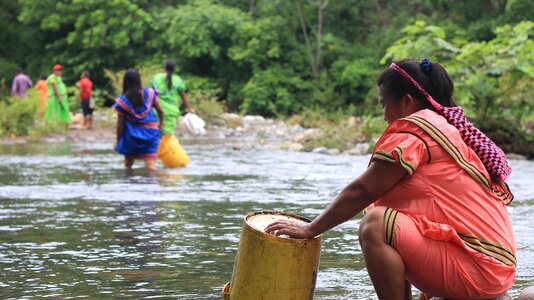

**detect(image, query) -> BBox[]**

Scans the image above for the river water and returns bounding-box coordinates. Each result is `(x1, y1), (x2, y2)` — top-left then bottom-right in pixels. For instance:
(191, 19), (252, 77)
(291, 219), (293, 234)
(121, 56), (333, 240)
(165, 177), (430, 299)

(0, 139), (532, 299)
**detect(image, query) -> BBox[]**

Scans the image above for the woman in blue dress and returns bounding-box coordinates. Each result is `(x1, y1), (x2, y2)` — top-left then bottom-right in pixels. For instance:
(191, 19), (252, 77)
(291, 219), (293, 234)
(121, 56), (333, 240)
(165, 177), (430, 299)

(113, 69), (165, 171)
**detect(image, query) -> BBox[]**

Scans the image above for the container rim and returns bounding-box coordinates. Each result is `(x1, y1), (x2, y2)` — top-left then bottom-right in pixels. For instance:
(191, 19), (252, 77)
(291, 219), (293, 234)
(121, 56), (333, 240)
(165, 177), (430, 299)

(244, 211), (322, 241)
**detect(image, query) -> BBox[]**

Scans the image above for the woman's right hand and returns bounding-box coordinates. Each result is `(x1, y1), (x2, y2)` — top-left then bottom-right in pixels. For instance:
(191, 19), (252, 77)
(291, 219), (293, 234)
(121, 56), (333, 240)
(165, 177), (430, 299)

(264, 220), (315, 239)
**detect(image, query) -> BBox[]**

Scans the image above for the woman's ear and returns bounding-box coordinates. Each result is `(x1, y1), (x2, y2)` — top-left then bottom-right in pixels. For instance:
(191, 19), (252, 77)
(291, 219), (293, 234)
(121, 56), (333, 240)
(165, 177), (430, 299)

(403, 93), (427, 115)
(400, 93), (416, 113)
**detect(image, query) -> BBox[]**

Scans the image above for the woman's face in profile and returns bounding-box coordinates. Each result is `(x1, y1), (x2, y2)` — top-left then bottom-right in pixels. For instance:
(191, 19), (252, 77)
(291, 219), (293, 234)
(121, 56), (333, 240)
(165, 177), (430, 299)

(378, 86), (403, 124)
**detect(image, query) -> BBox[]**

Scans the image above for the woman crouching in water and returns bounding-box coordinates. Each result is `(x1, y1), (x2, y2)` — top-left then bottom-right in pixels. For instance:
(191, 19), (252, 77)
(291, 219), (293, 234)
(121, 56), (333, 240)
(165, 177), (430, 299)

(266, 58), (515, 300)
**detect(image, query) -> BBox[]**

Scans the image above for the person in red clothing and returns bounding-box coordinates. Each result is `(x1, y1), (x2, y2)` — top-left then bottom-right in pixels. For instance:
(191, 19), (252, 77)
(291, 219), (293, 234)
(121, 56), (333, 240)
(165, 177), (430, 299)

(78, 70), (94, 129)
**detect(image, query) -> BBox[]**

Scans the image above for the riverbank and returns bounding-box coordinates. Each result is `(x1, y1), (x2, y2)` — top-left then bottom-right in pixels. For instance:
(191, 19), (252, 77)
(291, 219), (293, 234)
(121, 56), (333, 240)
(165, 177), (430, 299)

(1, 111), (377, 156)
(0, 110), (531, 160)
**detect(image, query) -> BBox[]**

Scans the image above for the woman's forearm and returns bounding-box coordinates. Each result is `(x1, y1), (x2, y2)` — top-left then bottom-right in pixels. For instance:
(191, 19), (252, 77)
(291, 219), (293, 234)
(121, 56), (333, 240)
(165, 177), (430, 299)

(308, 160), (408, 237)
(180, 92), (193, 111)
(307, 180), (374, 237)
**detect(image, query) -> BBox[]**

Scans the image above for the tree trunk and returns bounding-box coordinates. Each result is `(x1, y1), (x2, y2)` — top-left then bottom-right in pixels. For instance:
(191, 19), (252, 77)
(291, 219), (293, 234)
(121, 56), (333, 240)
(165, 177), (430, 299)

(295, 0), (317, 77)
(316, 0), (329, 76)
(374, 0), (386, 25)
(249, 0), (256, 17)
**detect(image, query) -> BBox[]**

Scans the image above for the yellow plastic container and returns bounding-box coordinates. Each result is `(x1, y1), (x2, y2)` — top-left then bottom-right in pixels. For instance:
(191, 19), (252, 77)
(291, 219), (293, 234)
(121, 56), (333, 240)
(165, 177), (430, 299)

(157, 135), (190, 168)
(225, 211), (323, 300)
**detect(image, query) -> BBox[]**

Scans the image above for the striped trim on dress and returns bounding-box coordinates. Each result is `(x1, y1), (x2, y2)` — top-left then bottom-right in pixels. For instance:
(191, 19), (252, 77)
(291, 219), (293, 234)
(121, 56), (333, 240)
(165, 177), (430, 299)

(383, 208), (399, 246)
(373, 147), (416, 175)
(458, 232), (516, 266)
(402, 116), (513, 204)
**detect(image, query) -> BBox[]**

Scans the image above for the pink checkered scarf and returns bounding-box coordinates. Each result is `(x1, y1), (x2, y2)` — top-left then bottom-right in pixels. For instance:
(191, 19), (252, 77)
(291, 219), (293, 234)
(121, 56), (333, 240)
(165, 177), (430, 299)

(390, 63), (512, 182)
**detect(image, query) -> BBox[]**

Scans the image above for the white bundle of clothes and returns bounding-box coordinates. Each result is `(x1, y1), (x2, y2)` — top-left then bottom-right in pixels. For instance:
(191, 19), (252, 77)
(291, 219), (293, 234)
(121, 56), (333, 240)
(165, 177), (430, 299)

(181, 113), (206, 136)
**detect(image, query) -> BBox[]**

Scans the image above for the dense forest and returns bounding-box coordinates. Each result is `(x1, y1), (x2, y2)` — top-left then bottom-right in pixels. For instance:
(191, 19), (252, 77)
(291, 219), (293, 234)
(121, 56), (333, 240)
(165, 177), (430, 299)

(1, 0), (533, 152)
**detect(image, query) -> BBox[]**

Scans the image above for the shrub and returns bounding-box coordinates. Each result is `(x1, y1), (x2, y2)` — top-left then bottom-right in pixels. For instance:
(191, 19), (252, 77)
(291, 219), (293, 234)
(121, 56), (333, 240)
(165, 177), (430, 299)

(188, 89), (226, 125)
(0, 91), (39, 136)
(241, 66), (311, 117)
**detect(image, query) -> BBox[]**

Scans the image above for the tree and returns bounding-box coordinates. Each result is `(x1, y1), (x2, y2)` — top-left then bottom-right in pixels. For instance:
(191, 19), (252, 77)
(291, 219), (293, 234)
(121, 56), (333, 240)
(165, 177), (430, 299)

(294, 0), (329, 79)
(382, 20), (534, 122)
(454, 21), (534, 121)
(19, 0), (155, 86)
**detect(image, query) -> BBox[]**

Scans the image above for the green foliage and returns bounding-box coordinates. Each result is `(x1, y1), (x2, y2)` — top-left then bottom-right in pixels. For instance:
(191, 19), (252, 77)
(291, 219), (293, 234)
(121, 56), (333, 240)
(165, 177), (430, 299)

(336, 57), (380, 110)
(287, 107), (337, 129)
(158, 1), (248, 60)
(301, 126), (354, 152)
(19, 0), (154, 85)
(0, 0), (531, 154)
(188, 89), (226, 125)
(0, 92), (39, 136)
(381, 20), (459, 64)
(382, 20), (534, 124)
(504, 0), (534, 24)
(453, 21), (534, 120)
(241, 66), (311, 117)
(359, 115), (388, 140)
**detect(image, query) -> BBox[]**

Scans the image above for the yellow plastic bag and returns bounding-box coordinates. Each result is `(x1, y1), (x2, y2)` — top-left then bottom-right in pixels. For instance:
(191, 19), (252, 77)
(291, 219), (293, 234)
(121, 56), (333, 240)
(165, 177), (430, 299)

(157, 135), (190, 168)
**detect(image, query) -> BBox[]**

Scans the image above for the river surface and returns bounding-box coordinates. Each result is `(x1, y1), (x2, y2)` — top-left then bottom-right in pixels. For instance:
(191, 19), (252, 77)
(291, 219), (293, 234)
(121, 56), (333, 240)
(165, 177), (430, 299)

(0, 139), (532, 299)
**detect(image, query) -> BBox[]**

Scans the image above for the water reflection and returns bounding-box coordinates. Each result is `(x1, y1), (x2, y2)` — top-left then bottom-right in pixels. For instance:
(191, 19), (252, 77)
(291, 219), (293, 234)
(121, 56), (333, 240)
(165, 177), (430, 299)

(0, 141), (532, 298)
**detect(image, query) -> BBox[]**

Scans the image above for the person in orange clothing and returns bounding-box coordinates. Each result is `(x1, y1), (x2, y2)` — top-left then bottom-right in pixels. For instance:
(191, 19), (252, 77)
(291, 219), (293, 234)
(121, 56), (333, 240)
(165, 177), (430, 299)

(265, 58), (515, 300)
(34, 73), (48, 113)
(78, 70), (94, 129)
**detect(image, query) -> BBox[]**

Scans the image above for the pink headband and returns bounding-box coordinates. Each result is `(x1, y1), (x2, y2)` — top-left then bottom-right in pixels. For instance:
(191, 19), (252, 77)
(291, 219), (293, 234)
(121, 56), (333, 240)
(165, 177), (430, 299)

(389, 63), (441, 111)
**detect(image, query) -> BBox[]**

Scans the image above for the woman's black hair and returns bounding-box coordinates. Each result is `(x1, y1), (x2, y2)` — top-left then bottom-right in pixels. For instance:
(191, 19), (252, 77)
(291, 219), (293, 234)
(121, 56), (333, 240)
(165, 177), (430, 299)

(377, 58), (457, 108)
(123, 69), (143, 107)
(165, 59), (176, 90)
(40, 73), (47, 80)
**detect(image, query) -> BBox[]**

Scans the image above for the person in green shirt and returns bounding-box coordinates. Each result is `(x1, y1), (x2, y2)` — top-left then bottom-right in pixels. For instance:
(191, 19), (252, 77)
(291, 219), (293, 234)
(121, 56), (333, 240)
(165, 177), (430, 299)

(150, 60), (195, 136)
(44, 64), (71, 126)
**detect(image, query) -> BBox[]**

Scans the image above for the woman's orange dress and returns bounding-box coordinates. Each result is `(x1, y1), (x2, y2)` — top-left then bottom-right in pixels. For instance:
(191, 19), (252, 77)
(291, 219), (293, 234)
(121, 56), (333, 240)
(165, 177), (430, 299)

(369, 109), (515, 299)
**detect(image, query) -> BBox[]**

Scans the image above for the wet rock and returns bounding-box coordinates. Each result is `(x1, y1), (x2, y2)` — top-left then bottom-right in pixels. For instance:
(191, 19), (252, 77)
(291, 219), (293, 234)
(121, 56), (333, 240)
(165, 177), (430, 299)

(507, 153), (528, 160)
(346, 116), (361, 128)
(243, 115), (265, 125)
(519, 286), (534, 300)
(312, 147), (328, 154)
(289, 124), (304, 134)
(328, 148), (340, 155)
(293, 129), (319, 143)
(347, 143), (371, 155)
(312, 147), (329, 154)
(275, 129), (287, 137)
(289, 143), (303, 152)
(219, 113), (243, 128)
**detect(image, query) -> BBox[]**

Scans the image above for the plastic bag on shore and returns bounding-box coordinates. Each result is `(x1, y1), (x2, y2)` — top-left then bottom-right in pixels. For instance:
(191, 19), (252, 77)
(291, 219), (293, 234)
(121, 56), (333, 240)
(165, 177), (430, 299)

(181, 113), (206, 136)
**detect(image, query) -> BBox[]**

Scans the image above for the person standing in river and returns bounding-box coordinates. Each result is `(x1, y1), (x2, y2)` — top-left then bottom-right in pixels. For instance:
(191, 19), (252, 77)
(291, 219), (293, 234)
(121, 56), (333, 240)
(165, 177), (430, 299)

(113, 69), (165, 171)
(150, 59), (195, 137)
(45, 64), (71, 126)
(266, 58), (516, 300)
